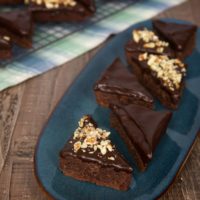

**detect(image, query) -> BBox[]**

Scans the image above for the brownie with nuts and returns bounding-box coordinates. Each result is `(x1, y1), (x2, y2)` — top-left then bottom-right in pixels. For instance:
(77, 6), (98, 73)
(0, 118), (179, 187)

(60, 115), (133, 191)
(129, 52), (186, 109)
(153, 20), (197, 59)
(27, 0), (96, 22)
(127, 52), (186, 109)
(125, 28), (175, 59)
(94, 59), (154, 109)
(0, 10), (33, 48)
(110, 104), (172, 171)
(0, 35), (12, 59)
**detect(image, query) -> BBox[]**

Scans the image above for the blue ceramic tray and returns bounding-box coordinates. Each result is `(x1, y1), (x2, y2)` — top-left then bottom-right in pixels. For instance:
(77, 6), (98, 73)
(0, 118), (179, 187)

(35, 19), (200, 200)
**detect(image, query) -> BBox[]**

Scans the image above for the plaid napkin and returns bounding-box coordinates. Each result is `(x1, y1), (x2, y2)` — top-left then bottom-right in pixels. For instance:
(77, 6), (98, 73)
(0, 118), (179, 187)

(0, 0), (185, 91)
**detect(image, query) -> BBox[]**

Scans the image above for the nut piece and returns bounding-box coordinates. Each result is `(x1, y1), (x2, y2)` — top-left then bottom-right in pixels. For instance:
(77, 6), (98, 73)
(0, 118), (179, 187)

(73, 141), (81, 152)
(143, 42), (155, 48)
(3, 36), (10, 41)
(138, 52), (148, 61)
(108, 156), (115, 161)
(156, 47), (164, 53)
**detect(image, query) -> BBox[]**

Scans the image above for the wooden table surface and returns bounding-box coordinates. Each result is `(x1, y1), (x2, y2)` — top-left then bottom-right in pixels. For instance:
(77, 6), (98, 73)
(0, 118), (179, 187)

(0, 1), (200, 199)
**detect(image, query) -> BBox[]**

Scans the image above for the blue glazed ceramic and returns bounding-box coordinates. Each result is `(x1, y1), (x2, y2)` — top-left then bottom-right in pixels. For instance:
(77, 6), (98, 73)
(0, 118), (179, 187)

(35, 19), (200, 200)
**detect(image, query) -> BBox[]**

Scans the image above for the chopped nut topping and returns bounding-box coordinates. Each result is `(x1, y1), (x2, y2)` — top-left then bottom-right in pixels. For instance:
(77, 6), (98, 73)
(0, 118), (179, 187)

(133, 28), (169, 53)
(138, 53), (186, 91)
(72, 116), (115, 157)
(25, 0), (76, 8)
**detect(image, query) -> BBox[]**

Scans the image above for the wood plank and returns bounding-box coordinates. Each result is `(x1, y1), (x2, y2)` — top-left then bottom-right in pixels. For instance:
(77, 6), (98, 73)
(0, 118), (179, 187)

(0, 0), (200, 199)
(9, 161), (48, 200)
(0, 86), (24, 173)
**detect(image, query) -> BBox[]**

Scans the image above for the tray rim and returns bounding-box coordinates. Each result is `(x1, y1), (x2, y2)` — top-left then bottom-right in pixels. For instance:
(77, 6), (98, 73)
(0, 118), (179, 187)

(34, 18), (200, 200)
(34, 132), (199, 200)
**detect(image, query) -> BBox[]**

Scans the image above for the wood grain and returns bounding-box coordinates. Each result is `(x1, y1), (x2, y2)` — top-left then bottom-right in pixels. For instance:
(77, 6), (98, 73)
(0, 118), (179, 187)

(0, 0), (200, 199)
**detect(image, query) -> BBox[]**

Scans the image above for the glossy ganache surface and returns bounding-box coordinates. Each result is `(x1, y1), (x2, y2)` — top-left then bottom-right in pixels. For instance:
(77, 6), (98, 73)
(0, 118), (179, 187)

(60, 115), (132, 172)
(94, 58), (154, 105)
(111, 104), (172, 165)
(153, 19), (197, 51)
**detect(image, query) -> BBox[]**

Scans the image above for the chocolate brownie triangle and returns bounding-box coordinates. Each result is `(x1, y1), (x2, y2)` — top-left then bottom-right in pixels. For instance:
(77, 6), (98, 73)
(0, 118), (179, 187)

(60, 115), (133, 191)
(153, 20), (197, 58)
(128, 51), (186, 109)
(0, 10), (33, 48)
(0, 35), (12, 59)
(94, 59), (154, 109)
(110, 104), (172, 171)
(125, 27), (175, 57)
(27, 0), (96, 22)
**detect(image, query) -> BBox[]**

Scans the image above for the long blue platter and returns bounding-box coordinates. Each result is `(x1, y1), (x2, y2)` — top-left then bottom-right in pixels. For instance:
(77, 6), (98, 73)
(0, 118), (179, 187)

(35, 19), (200, 200)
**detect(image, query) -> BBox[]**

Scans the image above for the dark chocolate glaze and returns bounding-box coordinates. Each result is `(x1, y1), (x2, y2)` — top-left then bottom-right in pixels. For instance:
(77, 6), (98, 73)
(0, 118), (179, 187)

(61, 144), (132, 172)
(111, 104), (172, 164)
(153, 20), (197, 51)
(125, 39), (175, 58)
(60, 115), (132, 173)
(94, 58), (154, 104)
(0, 10), (33, 36)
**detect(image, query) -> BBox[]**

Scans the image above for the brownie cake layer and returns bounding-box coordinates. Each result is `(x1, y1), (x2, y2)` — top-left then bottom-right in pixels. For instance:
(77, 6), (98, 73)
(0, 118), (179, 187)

(110, 104), (172, 171)
(94, 58), (154, 109)
(0, 10), (33, 48)
(27, 0), (96, 22)
(60, 115), (133, 191)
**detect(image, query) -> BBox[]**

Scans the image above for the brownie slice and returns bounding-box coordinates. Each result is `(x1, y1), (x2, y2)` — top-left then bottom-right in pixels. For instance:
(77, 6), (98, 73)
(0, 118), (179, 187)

(0, 0), (23, 4)
(125, 28), (175, 58)
(60, 115), (133, 191)
(94, 59), (154, 109)
(127, 52), (186, 109)
(153, 20), (197, 59)
(27, 0), (96, 22)
(0, 35), (12, 59)
(110, 104), (172, 171)
(0, 10), (33, 48)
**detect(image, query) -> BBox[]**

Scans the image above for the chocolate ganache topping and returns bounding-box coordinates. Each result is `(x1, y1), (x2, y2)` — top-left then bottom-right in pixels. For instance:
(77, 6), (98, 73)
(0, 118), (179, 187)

(60, 115), (132, 172)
